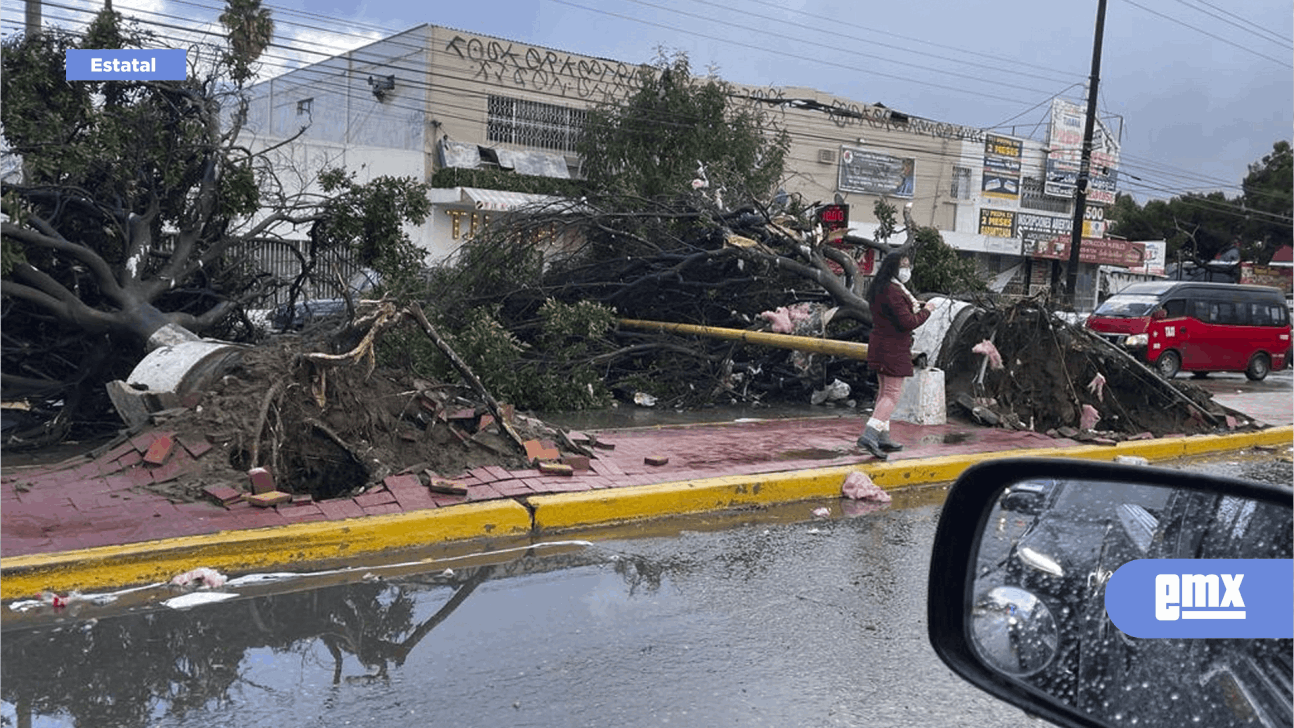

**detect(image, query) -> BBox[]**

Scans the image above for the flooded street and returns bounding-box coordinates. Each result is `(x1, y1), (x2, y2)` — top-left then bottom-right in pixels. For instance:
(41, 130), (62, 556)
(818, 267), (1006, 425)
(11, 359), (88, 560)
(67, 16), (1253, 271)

(2, 487), (1032, 728)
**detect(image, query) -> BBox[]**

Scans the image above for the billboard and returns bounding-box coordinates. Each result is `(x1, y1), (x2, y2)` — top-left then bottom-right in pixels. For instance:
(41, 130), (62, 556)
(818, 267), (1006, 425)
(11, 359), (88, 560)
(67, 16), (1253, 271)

(1046, 98), (1119, 205)
(978, 208), (1016, 238)
(838, 147), (915, 198)
(982, 134), (1021, 200)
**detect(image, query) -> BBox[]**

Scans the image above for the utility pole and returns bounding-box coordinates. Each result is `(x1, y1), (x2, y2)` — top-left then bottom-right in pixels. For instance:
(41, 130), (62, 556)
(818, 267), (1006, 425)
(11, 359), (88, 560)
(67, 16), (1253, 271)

(1064, 0), (1108, 308)
(25, 0), (41, 35)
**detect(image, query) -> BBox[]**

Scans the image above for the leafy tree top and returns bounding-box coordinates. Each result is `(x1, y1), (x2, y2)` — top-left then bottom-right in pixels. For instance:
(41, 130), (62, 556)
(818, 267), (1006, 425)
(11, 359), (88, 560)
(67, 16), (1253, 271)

(576, 50), (790, 205)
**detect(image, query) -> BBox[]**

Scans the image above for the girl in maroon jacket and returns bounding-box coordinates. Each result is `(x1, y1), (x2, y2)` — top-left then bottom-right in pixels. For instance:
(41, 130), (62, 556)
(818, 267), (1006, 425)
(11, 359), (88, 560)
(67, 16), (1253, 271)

(857, 251), (936, 459)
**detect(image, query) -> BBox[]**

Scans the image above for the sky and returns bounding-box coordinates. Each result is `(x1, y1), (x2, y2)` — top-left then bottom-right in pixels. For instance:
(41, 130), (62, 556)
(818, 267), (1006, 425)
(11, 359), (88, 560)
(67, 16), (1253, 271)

(5, 0), (1292, 204)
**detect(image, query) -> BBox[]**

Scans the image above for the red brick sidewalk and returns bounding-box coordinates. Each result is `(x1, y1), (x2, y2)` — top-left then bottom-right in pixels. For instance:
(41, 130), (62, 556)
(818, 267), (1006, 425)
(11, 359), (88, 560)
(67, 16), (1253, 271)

(1, 415), (1077, 558)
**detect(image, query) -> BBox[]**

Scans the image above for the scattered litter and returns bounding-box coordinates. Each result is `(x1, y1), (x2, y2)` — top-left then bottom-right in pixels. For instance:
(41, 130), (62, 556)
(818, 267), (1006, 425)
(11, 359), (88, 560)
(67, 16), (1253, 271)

(1080, 404), (1101, 431)
(1087, 372), (1107, 402)
(842, 471), (891, 503)
(170, 567), (227, 589)
(971, 339), (1004, 370)
(1113, 455), (1149, 466)
(811, 507), (831, 519)
(162, 591), (239, 610)
(633, 392), (657, 407)
(810, 378), (851, 405)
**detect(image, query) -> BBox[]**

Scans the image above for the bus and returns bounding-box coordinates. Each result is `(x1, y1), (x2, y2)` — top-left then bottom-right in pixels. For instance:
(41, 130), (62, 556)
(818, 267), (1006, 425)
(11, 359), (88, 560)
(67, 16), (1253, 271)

(1085, 281), (1291, 380)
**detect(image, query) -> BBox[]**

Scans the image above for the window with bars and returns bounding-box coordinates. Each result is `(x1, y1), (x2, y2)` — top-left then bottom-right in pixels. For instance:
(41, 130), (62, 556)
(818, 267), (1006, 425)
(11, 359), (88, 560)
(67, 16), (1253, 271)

(487, 95), (586, 154)
(1021, 176), (1071, 214)
(950, 166), (972, 200)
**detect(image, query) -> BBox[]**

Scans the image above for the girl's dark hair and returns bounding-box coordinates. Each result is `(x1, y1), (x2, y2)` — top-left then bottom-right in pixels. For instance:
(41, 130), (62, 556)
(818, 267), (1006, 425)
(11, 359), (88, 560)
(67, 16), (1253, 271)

(867, 251), (908, 306)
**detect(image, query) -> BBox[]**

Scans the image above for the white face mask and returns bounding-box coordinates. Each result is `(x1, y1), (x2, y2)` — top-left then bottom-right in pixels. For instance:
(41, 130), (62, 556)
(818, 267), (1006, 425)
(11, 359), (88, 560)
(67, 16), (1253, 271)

(897, 267), (912, 284)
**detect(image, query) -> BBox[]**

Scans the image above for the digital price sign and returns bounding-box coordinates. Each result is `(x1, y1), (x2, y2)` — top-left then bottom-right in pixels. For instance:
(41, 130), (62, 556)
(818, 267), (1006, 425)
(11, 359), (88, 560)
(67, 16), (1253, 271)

(817, 203), (849, 233)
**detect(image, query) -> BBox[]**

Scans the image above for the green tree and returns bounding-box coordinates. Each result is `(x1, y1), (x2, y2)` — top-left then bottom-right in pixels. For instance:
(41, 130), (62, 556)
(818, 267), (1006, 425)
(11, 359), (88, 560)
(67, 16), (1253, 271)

(1240, 140), (1293, 262)
(577, 50), (789, 204)
(219, 0), (275, 85)
(1, 7), (429, 446)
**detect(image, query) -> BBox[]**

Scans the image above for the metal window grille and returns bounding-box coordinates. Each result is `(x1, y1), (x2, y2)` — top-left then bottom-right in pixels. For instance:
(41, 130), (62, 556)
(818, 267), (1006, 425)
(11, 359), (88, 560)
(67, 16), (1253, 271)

(487, 95), (586, 153)
(1020, 176), (1070, 214)
(950, 166), (971, 199)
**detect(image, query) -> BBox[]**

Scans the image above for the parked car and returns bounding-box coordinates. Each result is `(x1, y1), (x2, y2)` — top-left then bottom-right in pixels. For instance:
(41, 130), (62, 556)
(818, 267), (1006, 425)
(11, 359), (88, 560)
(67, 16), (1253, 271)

(928, 458), (1293, 728)
(1086, 281), (1291, 380)
(989, 478), (1171, 705)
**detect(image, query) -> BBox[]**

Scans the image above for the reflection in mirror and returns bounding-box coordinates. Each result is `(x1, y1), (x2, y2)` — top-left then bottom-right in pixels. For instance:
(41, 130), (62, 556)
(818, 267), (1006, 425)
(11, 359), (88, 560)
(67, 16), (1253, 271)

(971, 586), (1058, 676)
(969, 478), (1293, 728)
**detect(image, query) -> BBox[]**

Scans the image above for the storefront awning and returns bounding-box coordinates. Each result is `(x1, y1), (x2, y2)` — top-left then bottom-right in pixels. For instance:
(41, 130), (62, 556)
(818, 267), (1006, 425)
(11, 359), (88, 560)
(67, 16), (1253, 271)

(460, 187), (562, 212)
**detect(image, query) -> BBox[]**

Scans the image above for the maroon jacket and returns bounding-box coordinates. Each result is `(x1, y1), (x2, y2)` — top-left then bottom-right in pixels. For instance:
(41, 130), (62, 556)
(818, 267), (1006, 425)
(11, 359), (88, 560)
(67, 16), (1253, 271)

(867, 282), (931, 377)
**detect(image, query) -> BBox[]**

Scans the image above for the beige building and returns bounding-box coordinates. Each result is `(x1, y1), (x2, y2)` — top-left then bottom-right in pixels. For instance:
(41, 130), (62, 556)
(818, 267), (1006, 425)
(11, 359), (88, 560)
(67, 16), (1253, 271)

(242, 24), (1130, 307)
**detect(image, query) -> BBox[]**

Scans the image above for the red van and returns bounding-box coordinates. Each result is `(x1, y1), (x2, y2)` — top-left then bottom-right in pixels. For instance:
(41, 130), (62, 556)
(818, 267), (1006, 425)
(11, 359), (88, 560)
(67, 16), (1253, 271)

(1086, 281), (1291, 380)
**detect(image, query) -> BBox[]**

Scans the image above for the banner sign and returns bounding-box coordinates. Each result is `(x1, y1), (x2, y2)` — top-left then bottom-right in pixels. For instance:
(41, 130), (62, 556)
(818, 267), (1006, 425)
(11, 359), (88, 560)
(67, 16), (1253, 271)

(1026, 236), (1147, 267)
(982, 134), (1021, 200)
(978, 208), (1016, 238)
(838, 147), (914, 198)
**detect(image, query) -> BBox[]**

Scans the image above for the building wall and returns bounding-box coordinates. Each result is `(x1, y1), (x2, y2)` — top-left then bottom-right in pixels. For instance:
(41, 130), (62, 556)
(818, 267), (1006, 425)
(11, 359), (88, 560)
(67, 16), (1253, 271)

(240, 24), (1123, 308)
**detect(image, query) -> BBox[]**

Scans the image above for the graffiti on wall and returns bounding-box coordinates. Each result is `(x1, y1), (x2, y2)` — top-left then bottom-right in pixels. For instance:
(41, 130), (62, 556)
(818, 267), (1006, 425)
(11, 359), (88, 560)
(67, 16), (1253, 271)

(744, 86), (986, 142)
(445, 35), (641, 101)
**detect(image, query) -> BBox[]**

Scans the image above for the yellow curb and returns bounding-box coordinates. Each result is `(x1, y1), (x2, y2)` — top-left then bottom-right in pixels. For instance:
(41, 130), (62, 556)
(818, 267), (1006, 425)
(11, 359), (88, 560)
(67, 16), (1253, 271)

(4, 427), (1288, 597)
(531, 427), (1293, 532)
(0, 499), (531, 599)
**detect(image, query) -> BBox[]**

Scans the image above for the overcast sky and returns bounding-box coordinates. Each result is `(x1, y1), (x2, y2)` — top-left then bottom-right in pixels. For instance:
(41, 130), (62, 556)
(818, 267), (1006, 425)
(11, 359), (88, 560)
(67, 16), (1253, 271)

(8, 0), (1292, 204)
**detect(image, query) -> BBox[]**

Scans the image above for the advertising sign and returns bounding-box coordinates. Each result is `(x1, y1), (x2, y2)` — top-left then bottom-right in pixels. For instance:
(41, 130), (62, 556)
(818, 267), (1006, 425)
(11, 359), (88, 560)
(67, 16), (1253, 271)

(1046, 98), (1120, 204)
(838, 147), (915, 198)
(982, 134), (1021, 200)
(978, 208), (1016, 238)
(1027, 236), (1147, 267)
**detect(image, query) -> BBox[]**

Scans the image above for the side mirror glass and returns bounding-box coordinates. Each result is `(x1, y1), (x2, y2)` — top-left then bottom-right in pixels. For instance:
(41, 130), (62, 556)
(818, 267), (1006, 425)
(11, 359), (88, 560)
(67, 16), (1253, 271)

(928, 458), (1293, 728)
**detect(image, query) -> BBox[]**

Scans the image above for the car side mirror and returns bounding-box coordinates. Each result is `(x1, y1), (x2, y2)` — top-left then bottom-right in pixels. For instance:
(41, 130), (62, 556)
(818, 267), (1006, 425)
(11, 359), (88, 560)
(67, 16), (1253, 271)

(927, 457), (1293, 728)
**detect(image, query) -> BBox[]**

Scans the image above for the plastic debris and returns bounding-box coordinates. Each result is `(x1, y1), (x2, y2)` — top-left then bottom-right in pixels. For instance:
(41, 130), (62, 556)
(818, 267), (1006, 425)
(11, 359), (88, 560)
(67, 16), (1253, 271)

(811, 378), (851, 405)
(760, 307), (793, 333)
(162, 591), (239, 610)
(971, 339), (1004, 370)
(811, 507), (831, 519)
(1080, 403), (1101, 431)
(842, 471), (892, 503)
(170, 567), (228, 590)
(1087, 372), (1107, 402)
(1113, 455), (1149, 466)
(632, 392), (657, 407)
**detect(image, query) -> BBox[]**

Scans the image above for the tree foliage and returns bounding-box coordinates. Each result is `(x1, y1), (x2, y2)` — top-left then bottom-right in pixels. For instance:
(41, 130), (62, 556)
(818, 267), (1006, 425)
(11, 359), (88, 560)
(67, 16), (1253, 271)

(577, 50), (790, 204)
(0, 7), (430, 447)
(1104, 140), (1292, 265)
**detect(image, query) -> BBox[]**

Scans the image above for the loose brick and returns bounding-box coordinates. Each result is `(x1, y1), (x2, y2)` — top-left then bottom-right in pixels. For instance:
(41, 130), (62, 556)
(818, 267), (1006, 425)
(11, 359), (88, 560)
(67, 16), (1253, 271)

(142, 435), (174, 465)
(177, 435), (212, 459)
(538, 462), (574, 476)
(644, 455), (670, 466)
(202, 485), (244, 507)
(561, 454), (591, 471)
(524, 439), (560, 464)
(427, 478), (468, 495)
(248, 467), (275, 494)
(247, 491), (291, 508)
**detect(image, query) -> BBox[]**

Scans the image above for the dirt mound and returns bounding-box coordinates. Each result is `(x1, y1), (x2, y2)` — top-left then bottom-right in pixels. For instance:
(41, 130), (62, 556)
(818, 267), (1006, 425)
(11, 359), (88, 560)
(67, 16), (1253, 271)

(155, 327), (565, 503)
(940, 301), (1243, 437)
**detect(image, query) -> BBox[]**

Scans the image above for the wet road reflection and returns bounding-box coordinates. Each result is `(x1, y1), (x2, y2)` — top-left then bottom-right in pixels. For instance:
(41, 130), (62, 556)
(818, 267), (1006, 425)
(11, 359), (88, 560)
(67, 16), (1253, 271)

(2, 488), (1030, 728)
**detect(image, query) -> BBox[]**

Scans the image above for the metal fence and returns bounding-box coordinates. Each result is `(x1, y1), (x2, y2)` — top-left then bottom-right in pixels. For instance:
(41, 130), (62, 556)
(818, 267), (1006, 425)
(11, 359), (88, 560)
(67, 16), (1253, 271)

(228, 240), (365, 308)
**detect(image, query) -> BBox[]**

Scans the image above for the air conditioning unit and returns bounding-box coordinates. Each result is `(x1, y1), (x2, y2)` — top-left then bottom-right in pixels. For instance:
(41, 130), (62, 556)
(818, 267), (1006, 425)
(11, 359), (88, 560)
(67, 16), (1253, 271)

(818, 148), (837, 164)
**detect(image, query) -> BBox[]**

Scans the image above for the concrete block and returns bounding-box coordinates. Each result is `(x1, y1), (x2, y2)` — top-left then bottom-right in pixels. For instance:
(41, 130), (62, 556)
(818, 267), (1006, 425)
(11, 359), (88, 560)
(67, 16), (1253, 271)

(893, 367), (946, 426)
